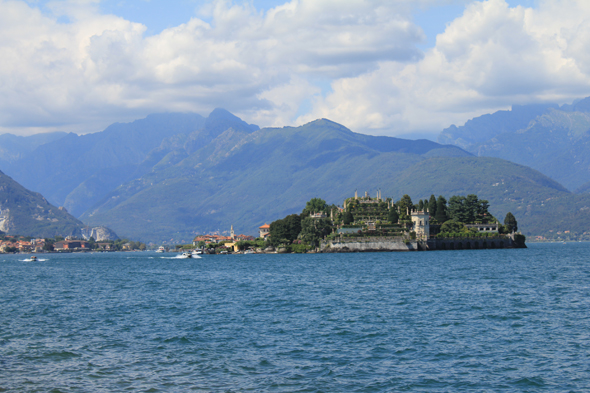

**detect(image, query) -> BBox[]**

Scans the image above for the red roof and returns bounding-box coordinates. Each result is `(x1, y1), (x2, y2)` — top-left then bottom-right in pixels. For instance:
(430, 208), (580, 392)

(259, 223), (270, 229)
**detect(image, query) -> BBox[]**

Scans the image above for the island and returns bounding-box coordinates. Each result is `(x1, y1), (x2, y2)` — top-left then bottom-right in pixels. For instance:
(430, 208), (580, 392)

(225, 192), (526, 254)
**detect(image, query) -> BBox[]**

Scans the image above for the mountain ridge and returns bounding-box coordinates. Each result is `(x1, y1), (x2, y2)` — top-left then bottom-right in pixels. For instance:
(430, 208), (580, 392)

(438, 97), (590, 191)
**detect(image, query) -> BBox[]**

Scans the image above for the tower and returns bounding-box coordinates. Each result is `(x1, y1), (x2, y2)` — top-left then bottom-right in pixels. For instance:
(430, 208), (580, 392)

(230, 225), (235, 239)
(410, 210), (430, 240)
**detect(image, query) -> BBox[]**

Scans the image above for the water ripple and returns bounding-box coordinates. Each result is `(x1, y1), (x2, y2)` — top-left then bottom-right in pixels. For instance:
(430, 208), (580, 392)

(0, 244), (589, 391)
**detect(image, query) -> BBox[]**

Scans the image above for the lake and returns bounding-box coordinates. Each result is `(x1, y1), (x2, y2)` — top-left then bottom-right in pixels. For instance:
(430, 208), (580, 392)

(1, 243), (589, 391)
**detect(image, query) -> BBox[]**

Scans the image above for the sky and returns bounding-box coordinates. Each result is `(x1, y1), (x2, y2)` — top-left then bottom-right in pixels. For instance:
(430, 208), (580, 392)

(2, 0), (589, 139)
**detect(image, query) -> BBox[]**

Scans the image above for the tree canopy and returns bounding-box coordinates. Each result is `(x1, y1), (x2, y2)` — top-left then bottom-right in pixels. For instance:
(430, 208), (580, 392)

(301, 198), (329, 217)
(504, 212), (518, 233)
(435, 195), (448, 222)
(446, 194), (491, 224)
(269, 214), (302, 246)
(300, 217), (332, 247)
(342, 211), (354, 225)
(388, 207), (399, 224)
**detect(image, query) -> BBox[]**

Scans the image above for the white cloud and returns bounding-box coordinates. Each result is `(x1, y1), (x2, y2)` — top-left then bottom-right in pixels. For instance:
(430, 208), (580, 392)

(3, 0), (590, 138)
(0, 0), (426, 135)
(299, 0), (590, 136)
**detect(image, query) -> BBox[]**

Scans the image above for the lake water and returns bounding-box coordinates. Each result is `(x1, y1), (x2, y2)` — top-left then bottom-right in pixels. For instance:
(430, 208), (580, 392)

(1, 243), (589, 392)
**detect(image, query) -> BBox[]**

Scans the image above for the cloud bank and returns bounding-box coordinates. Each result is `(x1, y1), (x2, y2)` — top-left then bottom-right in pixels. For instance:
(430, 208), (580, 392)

(1, 0), (590, 136)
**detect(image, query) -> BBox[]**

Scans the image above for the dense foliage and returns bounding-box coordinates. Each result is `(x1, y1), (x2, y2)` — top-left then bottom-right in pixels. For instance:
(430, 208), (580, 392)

(446, 194), (492, 224)
(269, 214), (302, 246)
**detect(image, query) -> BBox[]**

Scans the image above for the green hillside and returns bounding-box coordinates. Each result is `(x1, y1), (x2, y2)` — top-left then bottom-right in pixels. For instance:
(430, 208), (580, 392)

(438, 98), (590, 191)
(81, 119), (573, 243)
(0, 171), (87, 238)
(3, 113), (207, 217)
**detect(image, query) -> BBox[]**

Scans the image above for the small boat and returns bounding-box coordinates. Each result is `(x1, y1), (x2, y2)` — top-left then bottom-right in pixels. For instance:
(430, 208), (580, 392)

(177, 252), (192, 259)
(192, 249), (203, 256)
(244, 249), (255, 254)
(156, 246), (166, 253)
(30, 255), (37, 261)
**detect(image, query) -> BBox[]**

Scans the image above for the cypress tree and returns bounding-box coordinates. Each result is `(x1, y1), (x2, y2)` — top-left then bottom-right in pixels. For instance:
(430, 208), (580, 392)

(418, 200), (424, 211)
(504, 212), (517, 233)
(428, 194), (437, 217)
(388, 206), (399, 224)
(435, 195), (448, 223)
(343, 211), (354, 225)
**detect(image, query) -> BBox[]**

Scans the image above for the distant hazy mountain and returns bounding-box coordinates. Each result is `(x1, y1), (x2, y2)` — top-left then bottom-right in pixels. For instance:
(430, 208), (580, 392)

(4, 108), (587, 242)
(438, 103), (558, 149)
(0, 170), (86, 238)
(77, 116), (577, 243)
(438, 97), (590, 191)
(3, 113), (206, 217)
(0, 132), (67, 165)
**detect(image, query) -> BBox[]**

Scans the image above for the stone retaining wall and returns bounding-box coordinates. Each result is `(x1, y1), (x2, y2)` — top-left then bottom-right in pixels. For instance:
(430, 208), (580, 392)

(323, 239), (418, 252)
(427, 238), (516, 250)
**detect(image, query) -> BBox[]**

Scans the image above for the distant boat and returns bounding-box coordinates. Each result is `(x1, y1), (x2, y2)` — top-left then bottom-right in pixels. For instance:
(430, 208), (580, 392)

(177, 252), (192, 259)
(30, 256), (37, 261)
(244, 249), (255, 254)
(156, 246), (165, 253)
(192, 250), (203, 256)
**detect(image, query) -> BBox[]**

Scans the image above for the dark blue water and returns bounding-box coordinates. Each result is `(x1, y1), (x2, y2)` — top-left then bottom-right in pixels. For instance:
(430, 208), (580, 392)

(1, 243), (589, 392)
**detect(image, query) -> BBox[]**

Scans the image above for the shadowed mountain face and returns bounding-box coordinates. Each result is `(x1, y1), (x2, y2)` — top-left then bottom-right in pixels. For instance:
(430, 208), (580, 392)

(2, 113), (207, 217)
(0, 170), (86, 238)
(0, 132), (67, 165)
(74, 116), (571, 243)
(438, 97), (590, 191)
(3, 109), (586, 242)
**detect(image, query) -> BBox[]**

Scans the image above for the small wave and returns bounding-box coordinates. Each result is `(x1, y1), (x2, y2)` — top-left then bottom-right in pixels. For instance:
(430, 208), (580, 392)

(163, 336), (192, 344)
(511, 376), (545, 387)
(46, 350), (81, 360)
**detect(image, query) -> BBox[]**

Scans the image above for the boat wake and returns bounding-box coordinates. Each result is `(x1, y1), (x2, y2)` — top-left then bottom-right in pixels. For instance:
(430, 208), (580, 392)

(161, 254), (202, 260)
(22, 258), (48, 262)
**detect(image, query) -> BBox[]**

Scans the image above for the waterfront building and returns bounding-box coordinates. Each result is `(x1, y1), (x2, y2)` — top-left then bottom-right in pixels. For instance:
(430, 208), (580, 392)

(259, 223), (270, 239)
(411, 210), (430, 240)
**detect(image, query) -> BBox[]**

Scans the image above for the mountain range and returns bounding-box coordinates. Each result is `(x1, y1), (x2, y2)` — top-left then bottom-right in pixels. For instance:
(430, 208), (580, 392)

(0, 170), (117, 240)
(439, 97), (590, 191)
(2, 103), (590, 242)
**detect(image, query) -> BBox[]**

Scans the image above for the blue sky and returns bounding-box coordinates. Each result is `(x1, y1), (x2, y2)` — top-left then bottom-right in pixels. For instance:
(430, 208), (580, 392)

(4, 0), (587, 138)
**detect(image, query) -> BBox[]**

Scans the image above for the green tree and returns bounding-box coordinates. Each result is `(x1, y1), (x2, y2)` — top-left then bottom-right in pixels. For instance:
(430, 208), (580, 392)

(428, 195), (437, 217)
(418, 200), (424, 211)
(388, 207), (399, 224)
(447, 195), (468, 223)
(43, 240), (54, 251)
(300, 217), (332, 247)
(440, 220), (468, 234)
(504, 212), (518, 233)
(464, 194), (480, 223)
(397, 194), (414, 224)
(478, 199), (491, 222)
(435, 196), (448, 223)
(269, 214), (302, 246)
(301, 198), (329, 217)
(342, 211), (354, 225)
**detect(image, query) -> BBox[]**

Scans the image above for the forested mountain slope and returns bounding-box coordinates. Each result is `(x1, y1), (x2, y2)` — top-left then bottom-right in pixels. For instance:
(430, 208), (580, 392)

(79, 118), (575, 242)
(438, 97), (590, 191)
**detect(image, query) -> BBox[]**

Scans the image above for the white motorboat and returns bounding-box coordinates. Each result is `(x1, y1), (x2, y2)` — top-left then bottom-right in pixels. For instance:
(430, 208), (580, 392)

(177, 252), (192, 259)
(156, 246), (166, 253)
